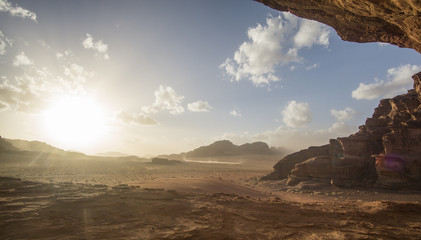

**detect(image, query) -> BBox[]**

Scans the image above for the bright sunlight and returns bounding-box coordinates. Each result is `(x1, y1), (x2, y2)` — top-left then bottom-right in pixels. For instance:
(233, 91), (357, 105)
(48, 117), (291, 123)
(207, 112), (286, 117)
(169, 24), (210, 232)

(43, 96), (107, 147)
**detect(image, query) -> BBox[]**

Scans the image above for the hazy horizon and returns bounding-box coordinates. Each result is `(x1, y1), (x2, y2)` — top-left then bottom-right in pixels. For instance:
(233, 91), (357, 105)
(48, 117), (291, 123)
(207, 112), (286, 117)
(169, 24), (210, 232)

(1, 0), (420, 156)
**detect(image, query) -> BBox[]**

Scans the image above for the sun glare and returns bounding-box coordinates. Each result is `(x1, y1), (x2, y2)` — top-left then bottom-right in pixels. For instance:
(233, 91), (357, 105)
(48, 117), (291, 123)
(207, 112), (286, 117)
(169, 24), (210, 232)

(44, 96), (107, 148)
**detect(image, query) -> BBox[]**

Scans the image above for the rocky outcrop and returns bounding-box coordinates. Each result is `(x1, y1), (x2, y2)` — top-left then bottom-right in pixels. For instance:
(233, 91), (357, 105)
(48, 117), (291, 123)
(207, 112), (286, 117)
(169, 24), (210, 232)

(256, 0), (421, 53)
(265, 72), (421, 188)
(186, 140), (280, 158)
(260, 144), (329, 180)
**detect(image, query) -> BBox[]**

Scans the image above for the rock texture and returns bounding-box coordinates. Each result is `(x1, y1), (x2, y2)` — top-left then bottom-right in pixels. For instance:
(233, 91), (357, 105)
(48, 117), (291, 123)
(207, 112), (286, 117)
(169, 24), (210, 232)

(260, 144), (329, 180)
(265, 72), (421, 188)
(256, 0), (421, 53)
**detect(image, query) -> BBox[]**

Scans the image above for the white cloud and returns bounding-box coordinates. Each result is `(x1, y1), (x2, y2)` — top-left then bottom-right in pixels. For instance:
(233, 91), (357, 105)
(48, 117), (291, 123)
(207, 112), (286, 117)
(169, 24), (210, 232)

(352, 64), (421, 100)
(0, 62), (90, 114)
(0, 30), (12, 55)
(56, 50), (73, 59)
(220, 13), (331, 86)
(62, 63), (95, 94)
(188, 101), (212, 112)
(114, 111), (158, 126)
(294, 20), (330, 48)
(82, 33), (110, 60)
(13, 52), (33, 66)
(213, 121), (356, 152)
(230, 110), (242, 117)
(330, 107), (356, 121)
(305, 63), (319, 71)
(0, 0), (37, 21)
(64, 63), (94, 84)
(282, 100), (311, 128)
(142, 85), (184, 115)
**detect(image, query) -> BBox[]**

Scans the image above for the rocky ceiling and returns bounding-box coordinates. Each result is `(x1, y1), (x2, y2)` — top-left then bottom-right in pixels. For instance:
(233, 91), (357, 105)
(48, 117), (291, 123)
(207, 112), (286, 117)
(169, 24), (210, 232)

(256, 0), (421, 54)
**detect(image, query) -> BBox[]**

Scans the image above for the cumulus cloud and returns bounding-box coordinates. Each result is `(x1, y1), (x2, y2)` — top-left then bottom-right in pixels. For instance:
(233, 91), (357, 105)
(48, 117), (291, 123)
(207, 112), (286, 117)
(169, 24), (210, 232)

(294, 20), (330, 48)
(13, 52), (33, 66)
(114, 110), (158, 126)
(188, 101), (212, 112)
(0, 30), (12, 55)
(142, 85), (184, 115)
(0, 0), (37, 21)
(352, 64), (421, 100)
(282, 100), (311, 128)
(0, 62), (91, 113)
(214, 121), (356, 152)
(330, 107), (356, 121)
(62, 63), (95, 94)
(82, 33), (110, 60)
(56, 50), (73, 59)
(64, 63), (94, 83)
(220, 13), (331, 86)
(230, 110), (242, 117)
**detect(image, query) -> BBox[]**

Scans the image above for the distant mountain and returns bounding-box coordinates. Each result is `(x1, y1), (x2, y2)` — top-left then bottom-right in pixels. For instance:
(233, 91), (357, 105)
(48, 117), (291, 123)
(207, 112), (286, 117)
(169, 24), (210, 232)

(158, 140), (285, 159)
(0, 137), (148, 163)
(4, 138), (85, 157)
(0, 137), (18, 151)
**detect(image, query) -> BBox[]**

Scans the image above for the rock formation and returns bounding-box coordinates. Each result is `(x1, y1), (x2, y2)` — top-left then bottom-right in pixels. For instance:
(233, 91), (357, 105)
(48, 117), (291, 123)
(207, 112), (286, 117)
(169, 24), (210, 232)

(256, 0), (421, 53)
(265, 72), (421, 188)
(261, 144), (329, 180)
(186, 140), (281, 158)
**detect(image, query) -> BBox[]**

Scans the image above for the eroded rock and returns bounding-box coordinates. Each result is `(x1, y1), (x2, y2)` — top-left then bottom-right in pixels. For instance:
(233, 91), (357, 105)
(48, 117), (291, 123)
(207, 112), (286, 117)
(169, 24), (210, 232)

(267, 72), (421, 188)
(260, 144), (329, 180)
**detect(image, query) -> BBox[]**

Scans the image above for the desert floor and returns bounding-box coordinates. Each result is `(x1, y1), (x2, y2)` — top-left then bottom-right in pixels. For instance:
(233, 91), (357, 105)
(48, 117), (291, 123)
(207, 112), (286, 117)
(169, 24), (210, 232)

(1, 156), (421, 239)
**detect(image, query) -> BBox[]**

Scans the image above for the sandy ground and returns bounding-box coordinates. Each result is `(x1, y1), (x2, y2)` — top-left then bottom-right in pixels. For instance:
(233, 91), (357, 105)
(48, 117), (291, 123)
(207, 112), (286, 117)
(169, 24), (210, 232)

(1, 156), (421, 239)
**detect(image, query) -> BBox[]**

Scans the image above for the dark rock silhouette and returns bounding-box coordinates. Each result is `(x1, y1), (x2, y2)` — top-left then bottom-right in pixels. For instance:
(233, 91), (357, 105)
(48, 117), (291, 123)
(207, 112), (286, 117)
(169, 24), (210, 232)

(265, 72), (421, 188)
(256, 0), (421, 53)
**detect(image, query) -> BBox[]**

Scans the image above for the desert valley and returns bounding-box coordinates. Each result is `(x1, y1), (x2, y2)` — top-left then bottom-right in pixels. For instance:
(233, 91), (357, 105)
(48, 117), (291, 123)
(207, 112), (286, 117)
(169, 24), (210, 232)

(1, 0), (421, 239)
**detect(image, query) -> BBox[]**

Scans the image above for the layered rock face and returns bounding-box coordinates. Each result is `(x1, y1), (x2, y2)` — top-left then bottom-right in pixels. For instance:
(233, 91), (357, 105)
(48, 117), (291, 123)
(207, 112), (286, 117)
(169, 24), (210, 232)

(266, 73), (421, 188)
(256, 0), (421, 53)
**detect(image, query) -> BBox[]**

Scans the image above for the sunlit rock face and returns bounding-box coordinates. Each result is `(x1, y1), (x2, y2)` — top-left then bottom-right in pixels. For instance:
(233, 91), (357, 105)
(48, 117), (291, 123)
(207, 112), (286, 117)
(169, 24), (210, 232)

(256, 0), (421, 53)
(266, 73), (421, 188)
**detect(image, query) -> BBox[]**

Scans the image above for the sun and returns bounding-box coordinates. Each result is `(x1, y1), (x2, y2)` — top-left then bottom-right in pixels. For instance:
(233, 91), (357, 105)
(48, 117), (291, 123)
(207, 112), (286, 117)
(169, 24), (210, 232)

(44, 96), (107, 148)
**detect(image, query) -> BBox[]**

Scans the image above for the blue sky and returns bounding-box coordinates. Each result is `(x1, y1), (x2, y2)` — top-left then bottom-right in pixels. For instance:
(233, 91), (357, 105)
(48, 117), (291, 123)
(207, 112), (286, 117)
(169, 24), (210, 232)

(0, 0), (420, 156)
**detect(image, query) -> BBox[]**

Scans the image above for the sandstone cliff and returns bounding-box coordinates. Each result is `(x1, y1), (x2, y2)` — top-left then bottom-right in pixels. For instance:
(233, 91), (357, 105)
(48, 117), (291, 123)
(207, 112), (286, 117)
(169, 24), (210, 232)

(265, 72), (421, 188)
(256, 0), (421, 53)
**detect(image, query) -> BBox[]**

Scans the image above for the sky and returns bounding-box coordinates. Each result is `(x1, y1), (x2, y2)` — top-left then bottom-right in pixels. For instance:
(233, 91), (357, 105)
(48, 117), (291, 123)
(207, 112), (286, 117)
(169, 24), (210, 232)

(0, 0), (420, 156)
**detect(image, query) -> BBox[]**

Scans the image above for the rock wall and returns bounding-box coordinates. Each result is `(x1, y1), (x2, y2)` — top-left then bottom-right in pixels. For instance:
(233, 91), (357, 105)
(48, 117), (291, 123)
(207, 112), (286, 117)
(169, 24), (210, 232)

(265, 73), (421, 188)
(256, 0), (421, 53)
